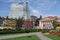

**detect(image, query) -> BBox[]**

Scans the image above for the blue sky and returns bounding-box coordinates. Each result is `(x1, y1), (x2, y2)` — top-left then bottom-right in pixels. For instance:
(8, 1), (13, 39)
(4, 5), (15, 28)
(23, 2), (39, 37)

(0, 0), (60, 18)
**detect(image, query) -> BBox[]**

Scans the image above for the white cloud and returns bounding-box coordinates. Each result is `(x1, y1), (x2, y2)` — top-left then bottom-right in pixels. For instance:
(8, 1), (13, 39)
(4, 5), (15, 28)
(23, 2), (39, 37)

(43, 14), (60, 17)
(29, 6), (43, 18)
(32, 10), (39, 14)
(0, 0), (59, 17)
(8, 0), (16, 2)
(29, 6), (35, 11)
(0, 0), (31, 3)
(35, 0), (58, 10)
(29, 0), (58, 18)
(1, 0), (23, 2)
(32, 9), (42, 17)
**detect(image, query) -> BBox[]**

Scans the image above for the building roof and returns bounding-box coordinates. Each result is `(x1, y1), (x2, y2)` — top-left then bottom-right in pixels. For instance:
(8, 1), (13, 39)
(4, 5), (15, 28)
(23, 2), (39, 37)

(40, 17), (55, 22)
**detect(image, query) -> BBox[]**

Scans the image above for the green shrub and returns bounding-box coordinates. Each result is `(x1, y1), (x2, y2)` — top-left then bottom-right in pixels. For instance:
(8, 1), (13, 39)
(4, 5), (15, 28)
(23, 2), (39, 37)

(0, 29), (42, 34)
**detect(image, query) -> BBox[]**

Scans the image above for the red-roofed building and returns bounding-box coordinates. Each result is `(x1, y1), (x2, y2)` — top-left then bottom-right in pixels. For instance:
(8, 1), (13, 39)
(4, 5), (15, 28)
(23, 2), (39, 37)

(39, 16), (60, 29)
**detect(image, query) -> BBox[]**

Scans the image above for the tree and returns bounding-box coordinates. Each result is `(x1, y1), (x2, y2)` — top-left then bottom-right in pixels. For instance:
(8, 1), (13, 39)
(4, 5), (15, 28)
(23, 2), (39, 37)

(16, 17), (23, 29)
(0, 16), (2, 19)
(35, 19), (39, 26)
(39, 15), (42, 20)
(0, 16), (3, 26)
(35, 15), (42, 26)
(2, 17), (5, 21)
(52, 20), (57, 29)
(6, 16), (9, 20)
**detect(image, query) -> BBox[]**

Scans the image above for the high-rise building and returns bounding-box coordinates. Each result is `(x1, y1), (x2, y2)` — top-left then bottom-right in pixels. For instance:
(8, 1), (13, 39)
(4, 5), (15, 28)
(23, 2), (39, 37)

(9, 3), (24, 19)
(9, 2), (31, 21)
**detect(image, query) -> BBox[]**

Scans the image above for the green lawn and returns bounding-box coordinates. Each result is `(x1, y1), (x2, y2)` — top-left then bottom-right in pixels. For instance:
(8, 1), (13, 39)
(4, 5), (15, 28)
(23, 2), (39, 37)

(44, 34), (60, 40)
(2, 35), (40, 40)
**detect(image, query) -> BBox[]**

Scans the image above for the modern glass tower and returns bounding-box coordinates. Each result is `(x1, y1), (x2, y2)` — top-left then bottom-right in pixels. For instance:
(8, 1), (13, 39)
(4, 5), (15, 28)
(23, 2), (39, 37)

(9, 2), (31, 21)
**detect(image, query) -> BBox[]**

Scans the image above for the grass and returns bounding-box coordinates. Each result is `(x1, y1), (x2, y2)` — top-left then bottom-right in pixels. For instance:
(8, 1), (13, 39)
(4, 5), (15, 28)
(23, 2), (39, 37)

(44, 34), (60, 40)
(2, 35), (40, 40)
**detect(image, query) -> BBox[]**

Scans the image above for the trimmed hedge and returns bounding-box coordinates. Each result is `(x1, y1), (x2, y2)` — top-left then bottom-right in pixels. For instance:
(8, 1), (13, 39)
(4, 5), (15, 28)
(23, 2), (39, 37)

(0, 29), (42, 34)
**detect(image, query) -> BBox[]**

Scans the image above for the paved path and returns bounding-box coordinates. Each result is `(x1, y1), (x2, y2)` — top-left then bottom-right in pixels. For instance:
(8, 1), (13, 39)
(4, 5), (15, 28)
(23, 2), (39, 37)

(0, 32), (52, 40)
(36, 33), (51, 40)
